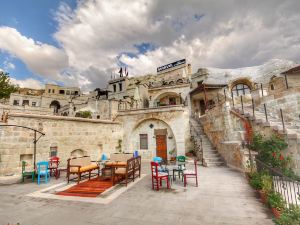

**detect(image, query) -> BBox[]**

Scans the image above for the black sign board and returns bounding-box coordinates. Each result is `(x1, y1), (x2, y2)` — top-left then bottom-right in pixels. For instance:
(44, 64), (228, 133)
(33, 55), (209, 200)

(157, 59), (186, 73)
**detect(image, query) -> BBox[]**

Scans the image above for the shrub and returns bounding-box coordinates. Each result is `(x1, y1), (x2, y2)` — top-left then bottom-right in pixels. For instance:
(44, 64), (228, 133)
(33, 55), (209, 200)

(275, 205), (300, 225)
(261, 174), (273, 194)
(267, 192), (285, 210)
(249, 172), (263, 190)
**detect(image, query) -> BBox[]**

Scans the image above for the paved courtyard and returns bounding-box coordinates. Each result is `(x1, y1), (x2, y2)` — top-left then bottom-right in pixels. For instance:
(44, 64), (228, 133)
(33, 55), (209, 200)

(0, 163), (274, 225)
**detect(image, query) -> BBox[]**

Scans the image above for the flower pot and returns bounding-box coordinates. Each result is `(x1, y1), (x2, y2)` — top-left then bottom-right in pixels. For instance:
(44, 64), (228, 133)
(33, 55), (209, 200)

(258, 190), (267, 204)
(271, 208), (281, 218)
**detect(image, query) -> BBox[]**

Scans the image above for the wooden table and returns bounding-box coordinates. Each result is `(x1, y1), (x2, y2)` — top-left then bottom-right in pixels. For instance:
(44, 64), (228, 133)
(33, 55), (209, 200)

(103, 161), (127, 182)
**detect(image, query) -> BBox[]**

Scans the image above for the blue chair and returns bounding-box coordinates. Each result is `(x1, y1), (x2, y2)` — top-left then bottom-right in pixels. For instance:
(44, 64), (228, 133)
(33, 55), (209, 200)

(133, 151), (139, 158)
(152, 157), (162, 163)
(37, 161), (50, 185)
(101, 153), (108, 161)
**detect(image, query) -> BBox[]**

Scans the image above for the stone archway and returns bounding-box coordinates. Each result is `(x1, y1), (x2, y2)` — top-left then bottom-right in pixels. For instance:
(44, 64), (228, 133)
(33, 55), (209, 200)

(50, 100), (61, 114)
(129, 118), (177, 160)
(153, 91), (183, 107)
(70, 149), (86, 157)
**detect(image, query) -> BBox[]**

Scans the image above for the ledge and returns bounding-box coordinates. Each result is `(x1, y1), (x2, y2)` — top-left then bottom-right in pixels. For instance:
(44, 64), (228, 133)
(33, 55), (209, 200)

(8, 113), (121, 124)
(117, 105), (186, 116)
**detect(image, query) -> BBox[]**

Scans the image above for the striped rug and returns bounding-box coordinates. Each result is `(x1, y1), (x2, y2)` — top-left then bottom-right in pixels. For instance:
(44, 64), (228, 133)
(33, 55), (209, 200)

(56, 177), (113, 197)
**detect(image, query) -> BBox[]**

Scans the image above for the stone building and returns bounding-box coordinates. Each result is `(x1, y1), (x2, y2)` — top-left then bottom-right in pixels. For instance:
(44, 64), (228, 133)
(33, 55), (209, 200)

(2, 58), (300, 181)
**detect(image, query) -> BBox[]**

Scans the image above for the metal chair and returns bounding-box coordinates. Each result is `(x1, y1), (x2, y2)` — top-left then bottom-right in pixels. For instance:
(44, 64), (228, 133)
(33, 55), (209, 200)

(150, 161), (170, 191)
(37, 161), (50, 185)
(182, 159), (198, 187)
(21, 161), (35, 182)
(49, 156), (60, 179)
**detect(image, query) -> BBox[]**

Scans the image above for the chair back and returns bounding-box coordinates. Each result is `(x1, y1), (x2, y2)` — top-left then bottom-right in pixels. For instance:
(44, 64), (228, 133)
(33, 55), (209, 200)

(37, 161), (49, 173)
(49, 156), (60, 168)
(126, 157), (135, 174)
(133, 151), (139, 158)
(150, 161), (159, 178)
(134, 156), (141, 170)
(177, 155), (186, 162)
(193, 159), (198, 175)
(152, 157), (162, 163)
(101, 153), (108, 161)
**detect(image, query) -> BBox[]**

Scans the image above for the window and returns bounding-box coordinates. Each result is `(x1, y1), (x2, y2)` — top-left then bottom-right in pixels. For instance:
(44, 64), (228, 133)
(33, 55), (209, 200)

(48, 89), (51, 93)
(231, 83), (250, 96)
(169, 97), (176, 105)
(32, 102), (37, 107)
(50, 146), (57, 157)
(52, 89), (55, 93)
(113, 84), (116, 92)
(22, 100), (29, 106)
(140, 134), (148, 150)
(13, 100), (19, 106)
(270, 84), (275, 90)
(66, 90), (70, 95)
(74, 91), (79, 95)
(119, 83), (123, 92)
(59, 90), (65, 94)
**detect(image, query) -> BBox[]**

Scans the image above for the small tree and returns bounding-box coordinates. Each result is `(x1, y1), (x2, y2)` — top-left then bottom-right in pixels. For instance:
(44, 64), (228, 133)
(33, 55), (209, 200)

(0, 71), (18, 99)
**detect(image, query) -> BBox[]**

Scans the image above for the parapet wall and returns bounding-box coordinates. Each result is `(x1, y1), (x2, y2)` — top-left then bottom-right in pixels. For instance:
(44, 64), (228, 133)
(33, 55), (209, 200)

(0, 113), (122, 177)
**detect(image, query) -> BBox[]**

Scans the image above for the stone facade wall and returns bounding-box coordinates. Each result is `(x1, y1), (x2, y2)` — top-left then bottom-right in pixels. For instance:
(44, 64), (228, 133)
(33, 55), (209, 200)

(0, 114), (122, 176)
(116, 105), (191, 160)
(199, 103), (250, 171)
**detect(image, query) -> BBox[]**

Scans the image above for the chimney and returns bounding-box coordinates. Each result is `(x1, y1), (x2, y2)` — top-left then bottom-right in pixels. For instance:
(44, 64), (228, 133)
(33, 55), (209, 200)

(188, 64), (192, 75)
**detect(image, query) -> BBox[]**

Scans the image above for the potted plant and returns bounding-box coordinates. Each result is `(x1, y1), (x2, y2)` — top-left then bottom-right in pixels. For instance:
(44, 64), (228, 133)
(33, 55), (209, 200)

(259, 174), (272, 204)
(249, 171), (263, 190)
(267, 192), (285, 218)
(275, 205), (300, 225)
(169, 149), (176, 161)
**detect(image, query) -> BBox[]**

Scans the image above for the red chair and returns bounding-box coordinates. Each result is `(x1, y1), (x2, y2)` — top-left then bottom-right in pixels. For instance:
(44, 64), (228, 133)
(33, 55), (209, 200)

(49, 156), (60, 179)
(150, 161), (170, 191)
(183, 159), (198, 187)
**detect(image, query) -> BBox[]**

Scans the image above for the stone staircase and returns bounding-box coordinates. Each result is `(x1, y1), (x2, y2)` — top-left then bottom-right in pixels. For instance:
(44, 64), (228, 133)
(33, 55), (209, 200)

(190, 117), (224, 167)
(233, 104), (300, 140)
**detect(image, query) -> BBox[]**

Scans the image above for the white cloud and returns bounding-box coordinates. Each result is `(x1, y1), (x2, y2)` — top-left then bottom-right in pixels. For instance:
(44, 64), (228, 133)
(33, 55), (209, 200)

(3, 61), (15, 70)
(0, 27), (68, 79)
(1, 0), (300, 91)
(10, 78), (44, 89)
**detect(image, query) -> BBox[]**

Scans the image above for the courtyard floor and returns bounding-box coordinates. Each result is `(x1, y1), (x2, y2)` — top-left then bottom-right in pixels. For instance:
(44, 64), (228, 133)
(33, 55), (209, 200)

(0, 163), (274, 225)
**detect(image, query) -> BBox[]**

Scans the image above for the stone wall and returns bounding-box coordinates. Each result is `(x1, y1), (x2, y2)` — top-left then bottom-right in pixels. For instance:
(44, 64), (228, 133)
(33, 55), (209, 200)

(0, 113), (122, 177)
(116, 105), (191, 160)
(199, 103), (251, 171)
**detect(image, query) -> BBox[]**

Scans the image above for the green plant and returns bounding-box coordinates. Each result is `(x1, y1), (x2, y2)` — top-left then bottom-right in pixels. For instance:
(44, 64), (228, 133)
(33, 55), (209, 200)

(169, 149), (176, 156)
(267, 192), (285, 210)
(275, 205), (300, 225)
(116, 139), (123, 153)
(249, 172), (263, 190)
(261, 174), (273, 194)
(250, 133), (291, 172)
(75, 110), (92, 118)
(0, 71), (18, 99)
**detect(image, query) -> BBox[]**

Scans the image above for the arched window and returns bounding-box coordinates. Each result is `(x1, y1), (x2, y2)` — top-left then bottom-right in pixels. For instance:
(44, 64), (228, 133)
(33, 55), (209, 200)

(231, 83), (250, 96)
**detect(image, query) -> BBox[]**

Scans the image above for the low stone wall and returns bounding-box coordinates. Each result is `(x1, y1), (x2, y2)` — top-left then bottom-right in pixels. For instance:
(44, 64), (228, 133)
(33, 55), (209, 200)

(199, 104), (250, 171)
(0, 113), (122, 177)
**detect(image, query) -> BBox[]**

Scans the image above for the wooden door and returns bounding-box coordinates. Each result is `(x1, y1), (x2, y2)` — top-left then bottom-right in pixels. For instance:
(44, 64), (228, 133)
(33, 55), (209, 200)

(156, 135), (167, 160)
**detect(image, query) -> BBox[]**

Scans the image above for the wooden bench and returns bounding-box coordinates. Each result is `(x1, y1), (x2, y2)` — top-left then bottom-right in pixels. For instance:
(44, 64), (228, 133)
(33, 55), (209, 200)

(67, 156), (100, 183)
(112, 156), (142, 186)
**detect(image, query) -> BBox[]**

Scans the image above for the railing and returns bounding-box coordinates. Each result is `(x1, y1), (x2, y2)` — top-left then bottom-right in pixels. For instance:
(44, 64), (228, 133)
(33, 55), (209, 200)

(118, 102), (184, 111)
(191, 114), (204, 165)
(256, 159), (300, 207)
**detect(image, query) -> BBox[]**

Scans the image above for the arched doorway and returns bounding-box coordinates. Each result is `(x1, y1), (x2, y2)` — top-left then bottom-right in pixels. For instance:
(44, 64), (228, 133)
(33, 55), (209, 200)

(50, 100), (61, 114)
(130, 118), (176, 160)
(153, 92), (183, 107)
(70, 149), (86, 157)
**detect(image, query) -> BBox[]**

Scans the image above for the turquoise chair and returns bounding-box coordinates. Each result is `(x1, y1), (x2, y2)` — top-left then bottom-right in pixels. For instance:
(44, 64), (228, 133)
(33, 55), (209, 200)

(153, 157), (162, 163)
(37, 161), (50, 185)
(101, 153), (108, 161)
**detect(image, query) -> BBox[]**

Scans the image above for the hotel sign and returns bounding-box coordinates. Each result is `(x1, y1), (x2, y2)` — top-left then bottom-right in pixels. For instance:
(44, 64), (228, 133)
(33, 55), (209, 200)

(157, 59), (186, 73)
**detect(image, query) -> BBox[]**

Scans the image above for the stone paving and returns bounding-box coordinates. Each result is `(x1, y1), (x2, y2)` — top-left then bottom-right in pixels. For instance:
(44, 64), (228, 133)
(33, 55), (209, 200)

(0, 163), (274, 225)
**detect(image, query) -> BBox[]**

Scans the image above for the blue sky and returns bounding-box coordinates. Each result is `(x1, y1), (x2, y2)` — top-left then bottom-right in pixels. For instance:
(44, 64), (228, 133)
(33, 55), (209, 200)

(0, 0), (76, 82)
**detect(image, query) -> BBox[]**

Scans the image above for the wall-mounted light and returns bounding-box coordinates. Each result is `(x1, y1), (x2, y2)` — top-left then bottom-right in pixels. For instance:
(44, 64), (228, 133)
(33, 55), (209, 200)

(149, 124), (154, 128)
